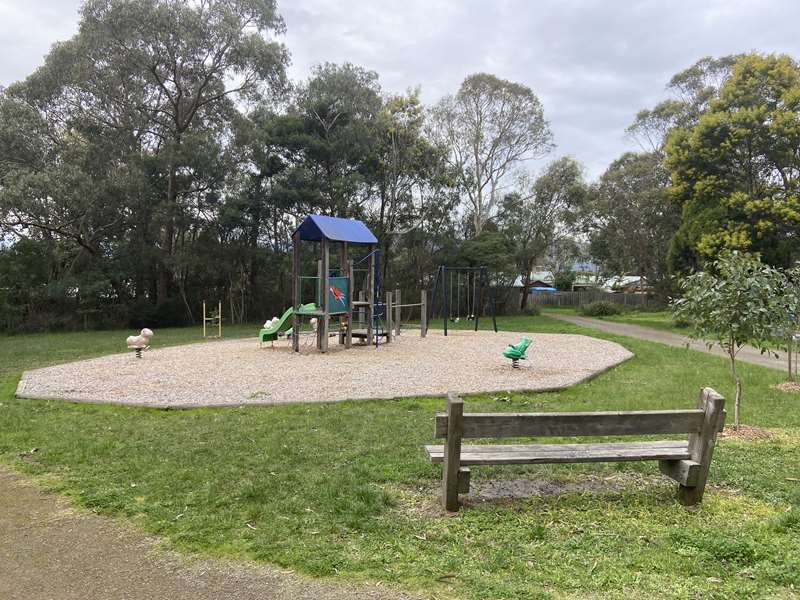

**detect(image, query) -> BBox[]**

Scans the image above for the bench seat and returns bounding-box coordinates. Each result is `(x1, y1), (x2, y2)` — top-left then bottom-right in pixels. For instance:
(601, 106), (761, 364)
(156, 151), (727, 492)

(425, 440), (690, 465)
(429, 390), (725, 510)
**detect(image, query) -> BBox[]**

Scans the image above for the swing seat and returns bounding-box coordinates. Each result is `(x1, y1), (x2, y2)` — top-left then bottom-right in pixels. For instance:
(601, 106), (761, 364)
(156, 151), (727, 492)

(503, 337), (532, 361)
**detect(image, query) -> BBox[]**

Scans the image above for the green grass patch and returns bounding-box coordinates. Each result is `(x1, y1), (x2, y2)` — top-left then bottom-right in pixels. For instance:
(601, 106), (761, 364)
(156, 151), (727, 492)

(1, 315), (799, 599)
(601, 310), (689, 333)
(0, 323), (258, 377)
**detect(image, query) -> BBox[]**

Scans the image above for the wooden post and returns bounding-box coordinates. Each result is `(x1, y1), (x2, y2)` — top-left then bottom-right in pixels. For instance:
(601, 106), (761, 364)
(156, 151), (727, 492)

(292, 232), (301, 352)
(421, 289), (427, 337)
(473, 270), (479, 332)
(395, 288), (401, 337)
(367, 246), (375, 345)
(442, 393), (464, 511)
(678, 388), (725, 506)
(340, 244), (350, 347)
(487, 266), (498, 333)
(385, 291), (393, 344)
(346, 259), (354, 348)
(357, 289), (365, 342)
(315, 258), (323, 350)
(320, 238), (330, 353)
(218, 301), (222, 338)
(202, 301), (206, 338)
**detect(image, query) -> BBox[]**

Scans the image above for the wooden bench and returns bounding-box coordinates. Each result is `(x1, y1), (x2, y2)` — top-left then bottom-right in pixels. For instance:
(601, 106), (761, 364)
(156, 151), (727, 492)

(425, 388), (725, 511)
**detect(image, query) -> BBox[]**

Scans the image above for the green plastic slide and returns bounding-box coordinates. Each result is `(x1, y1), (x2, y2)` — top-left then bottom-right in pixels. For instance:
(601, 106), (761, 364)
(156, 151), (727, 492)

(259, 303), (316, 344)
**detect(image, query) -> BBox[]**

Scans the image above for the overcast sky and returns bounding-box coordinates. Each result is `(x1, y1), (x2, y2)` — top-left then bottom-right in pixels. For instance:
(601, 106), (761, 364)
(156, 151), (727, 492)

(2, 0), (799, 179)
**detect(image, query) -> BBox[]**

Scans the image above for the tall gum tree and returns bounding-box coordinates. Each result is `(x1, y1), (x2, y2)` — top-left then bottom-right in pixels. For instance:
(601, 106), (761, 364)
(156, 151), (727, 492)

(430, 73), (553, 236)
(7, 0), (289, 306)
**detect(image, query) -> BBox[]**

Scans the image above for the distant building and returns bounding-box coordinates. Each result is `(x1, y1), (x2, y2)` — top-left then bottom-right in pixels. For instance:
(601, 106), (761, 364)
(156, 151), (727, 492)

(512, 270), (555, 289)
(602, 275), (648, 293)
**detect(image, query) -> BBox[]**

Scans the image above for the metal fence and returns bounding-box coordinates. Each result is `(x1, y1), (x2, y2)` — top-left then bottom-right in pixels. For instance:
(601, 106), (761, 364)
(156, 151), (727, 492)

(526, 289), (664, 309)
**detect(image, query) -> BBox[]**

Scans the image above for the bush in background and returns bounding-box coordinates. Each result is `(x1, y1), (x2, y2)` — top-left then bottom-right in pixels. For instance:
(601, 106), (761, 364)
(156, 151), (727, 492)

(580, 300), (623, 317)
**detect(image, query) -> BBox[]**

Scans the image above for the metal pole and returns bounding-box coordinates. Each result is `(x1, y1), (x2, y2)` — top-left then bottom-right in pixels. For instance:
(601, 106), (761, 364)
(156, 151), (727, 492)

(443, 267), (449, 336)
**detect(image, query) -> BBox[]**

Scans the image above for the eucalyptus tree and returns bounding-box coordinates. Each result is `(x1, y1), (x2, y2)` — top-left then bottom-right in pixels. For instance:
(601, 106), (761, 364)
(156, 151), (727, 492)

(287, 62), (382, 217)
(2, 0), (289, 310)
(430, 73), (553, 236)
(371, 89), (450, 281)
(672, 252), (787, 428)
(627, 55), (739, 155)
(586, 152), (679, 294)
(498, 157), (586, 308)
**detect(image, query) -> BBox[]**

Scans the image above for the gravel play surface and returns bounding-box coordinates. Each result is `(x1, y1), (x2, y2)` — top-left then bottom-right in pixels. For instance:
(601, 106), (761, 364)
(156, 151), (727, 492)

(16, 331), (632, 408)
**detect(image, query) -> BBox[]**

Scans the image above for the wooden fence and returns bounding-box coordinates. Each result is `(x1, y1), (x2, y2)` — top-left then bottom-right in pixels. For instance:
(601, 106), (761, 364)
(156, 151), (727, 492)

(526, 289), (663, 309)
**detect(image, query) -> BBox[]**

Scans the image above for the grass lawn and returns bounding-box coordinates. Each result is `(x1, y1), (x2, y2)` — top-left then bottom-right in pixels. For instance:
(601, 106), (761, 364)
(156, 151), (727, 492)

(1, 317), (799, 599)
(0, 323), (259, 377)
(600, 310), (690, 333)
(542, 307), (688, 334)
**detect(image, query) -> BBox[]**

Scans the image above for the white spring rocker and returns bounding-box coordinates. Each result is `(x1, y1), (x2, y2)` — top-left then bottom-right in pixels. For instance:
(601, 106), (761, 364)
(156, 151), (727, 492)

(126, 328), (154, 359)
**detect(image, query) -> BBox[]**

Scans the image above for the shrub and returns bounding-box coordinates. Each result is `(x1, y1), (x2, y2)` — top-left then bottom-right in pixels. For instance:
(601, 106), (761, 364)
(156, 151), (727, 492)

(522, 305), (541, 317)
(580, 300), (623, 317)
(672, 314), (691, 328)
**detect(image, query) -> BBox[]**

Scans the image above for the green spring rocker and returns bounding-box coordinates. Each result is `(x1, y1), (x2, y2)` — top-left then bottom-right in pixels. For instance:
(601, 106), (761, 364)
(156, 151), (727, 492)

(503, 337), (532, 368)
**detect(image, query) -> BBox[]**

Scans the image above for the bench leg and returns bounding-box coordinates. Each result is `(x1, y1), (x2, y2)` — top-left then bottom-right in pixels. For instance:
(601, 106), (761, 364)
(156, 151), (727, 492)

(677, 388), (725, 506)
(442, 393), (464, 511)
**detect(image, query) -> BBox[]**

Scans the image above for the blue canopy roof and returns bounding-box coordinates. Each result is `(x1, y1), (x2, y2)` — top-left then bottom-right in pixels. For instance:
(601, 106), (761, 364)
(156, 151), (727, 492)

(294, 215), (378, 244)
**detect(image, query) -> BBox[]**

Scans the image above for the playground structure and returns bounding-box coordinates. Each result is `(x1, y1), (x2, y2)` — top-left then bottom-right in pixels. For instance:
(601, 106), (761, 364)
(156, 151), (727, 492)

(429, 265), (498, 336)
(259, 303), (316, 348)
(387, 287), (428, 339)
(290, 215), (427, 353)
(202, 301), (222, 339)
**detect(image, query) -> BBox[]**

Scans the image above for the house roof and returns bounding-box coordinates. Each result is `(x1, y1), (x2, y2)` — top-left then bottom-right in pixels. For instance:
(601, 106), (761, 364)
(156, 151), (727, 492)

(512, 271), (554, 287)
(602, 275), (645, 291)
(294, 215), (378, 244)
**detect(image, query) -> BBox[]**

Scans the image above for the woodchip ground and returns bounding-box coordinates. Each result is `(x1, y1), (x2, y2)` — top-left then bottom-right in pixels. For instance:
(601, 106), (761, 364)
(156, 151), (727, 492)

(16, 330), (633, 408)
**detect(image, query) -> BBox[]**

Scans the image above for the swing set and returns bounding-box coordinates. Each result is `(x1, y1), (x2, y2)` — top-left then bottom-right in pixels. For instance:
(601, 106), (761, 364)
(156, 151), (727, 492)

(429, 265), (498, 336)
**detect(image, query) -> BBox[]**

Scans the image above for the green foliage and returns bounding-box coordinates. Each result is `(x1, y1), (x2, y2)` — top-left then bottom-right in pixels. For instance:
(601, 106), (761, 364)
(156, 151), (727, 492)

(672, 251), (788, 426)
(553, 270), (576, 291)
(580, 301), (623, 317)
(586, 152), (679, 296)
(666, 53), (800, 271)
(430, 73), (553, 235)
(498, 157), (587, 308)
(627, 55), (739, 153)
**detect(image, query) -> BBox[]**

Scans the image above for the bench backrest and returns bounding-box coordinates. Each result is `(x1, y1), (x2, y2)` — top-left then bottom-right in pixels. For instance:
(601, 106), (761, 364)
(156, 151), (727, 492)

(434, 393), (725, 440)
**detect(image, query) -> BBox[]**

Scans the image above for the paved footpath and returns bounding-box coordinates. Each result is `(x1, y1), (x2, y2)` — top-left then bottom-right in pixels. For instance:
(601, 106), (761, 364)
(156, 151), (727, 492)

(0, 467), (415, 600)
(544, 312), (788, 371)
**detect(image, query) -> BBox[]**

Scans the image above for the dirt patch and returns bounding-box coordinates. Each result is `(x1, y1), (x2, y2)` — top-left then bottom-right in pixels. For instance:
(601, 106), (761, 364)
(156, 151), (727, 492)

(720, 425), (775, 440)
(772, 381), (800, 394)
(392, 472), (668, 516)
(464, 472), (669, 506)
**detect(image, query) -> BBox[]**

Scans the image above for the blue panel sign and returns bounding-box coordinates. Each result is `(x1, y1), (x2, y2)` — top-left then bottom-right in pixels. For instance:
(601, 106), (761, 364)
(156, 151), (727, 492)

(327, 276), (350, 314)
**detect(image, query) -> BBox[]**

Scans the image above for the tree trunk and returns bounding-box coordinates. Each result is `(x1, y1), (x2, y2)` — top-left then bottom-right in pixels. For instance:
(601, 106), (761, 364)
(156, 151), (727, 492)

(729, 349), (741, 429)
(518, 258), (536, 310)
(157, 144), (179, 306)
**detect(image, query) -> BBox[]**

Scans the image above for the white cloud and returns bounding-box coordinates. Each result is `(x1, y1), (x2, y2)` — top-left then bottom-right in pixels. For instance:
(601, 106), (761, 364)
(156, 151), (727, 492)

(3, 0), (800, 178)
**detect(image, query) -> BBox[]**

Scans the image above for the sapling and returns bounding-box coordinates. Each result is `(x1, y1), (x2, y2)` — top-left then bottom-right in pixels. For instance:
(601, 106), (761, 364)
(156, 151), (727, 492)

(672, 252), (785, 428)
